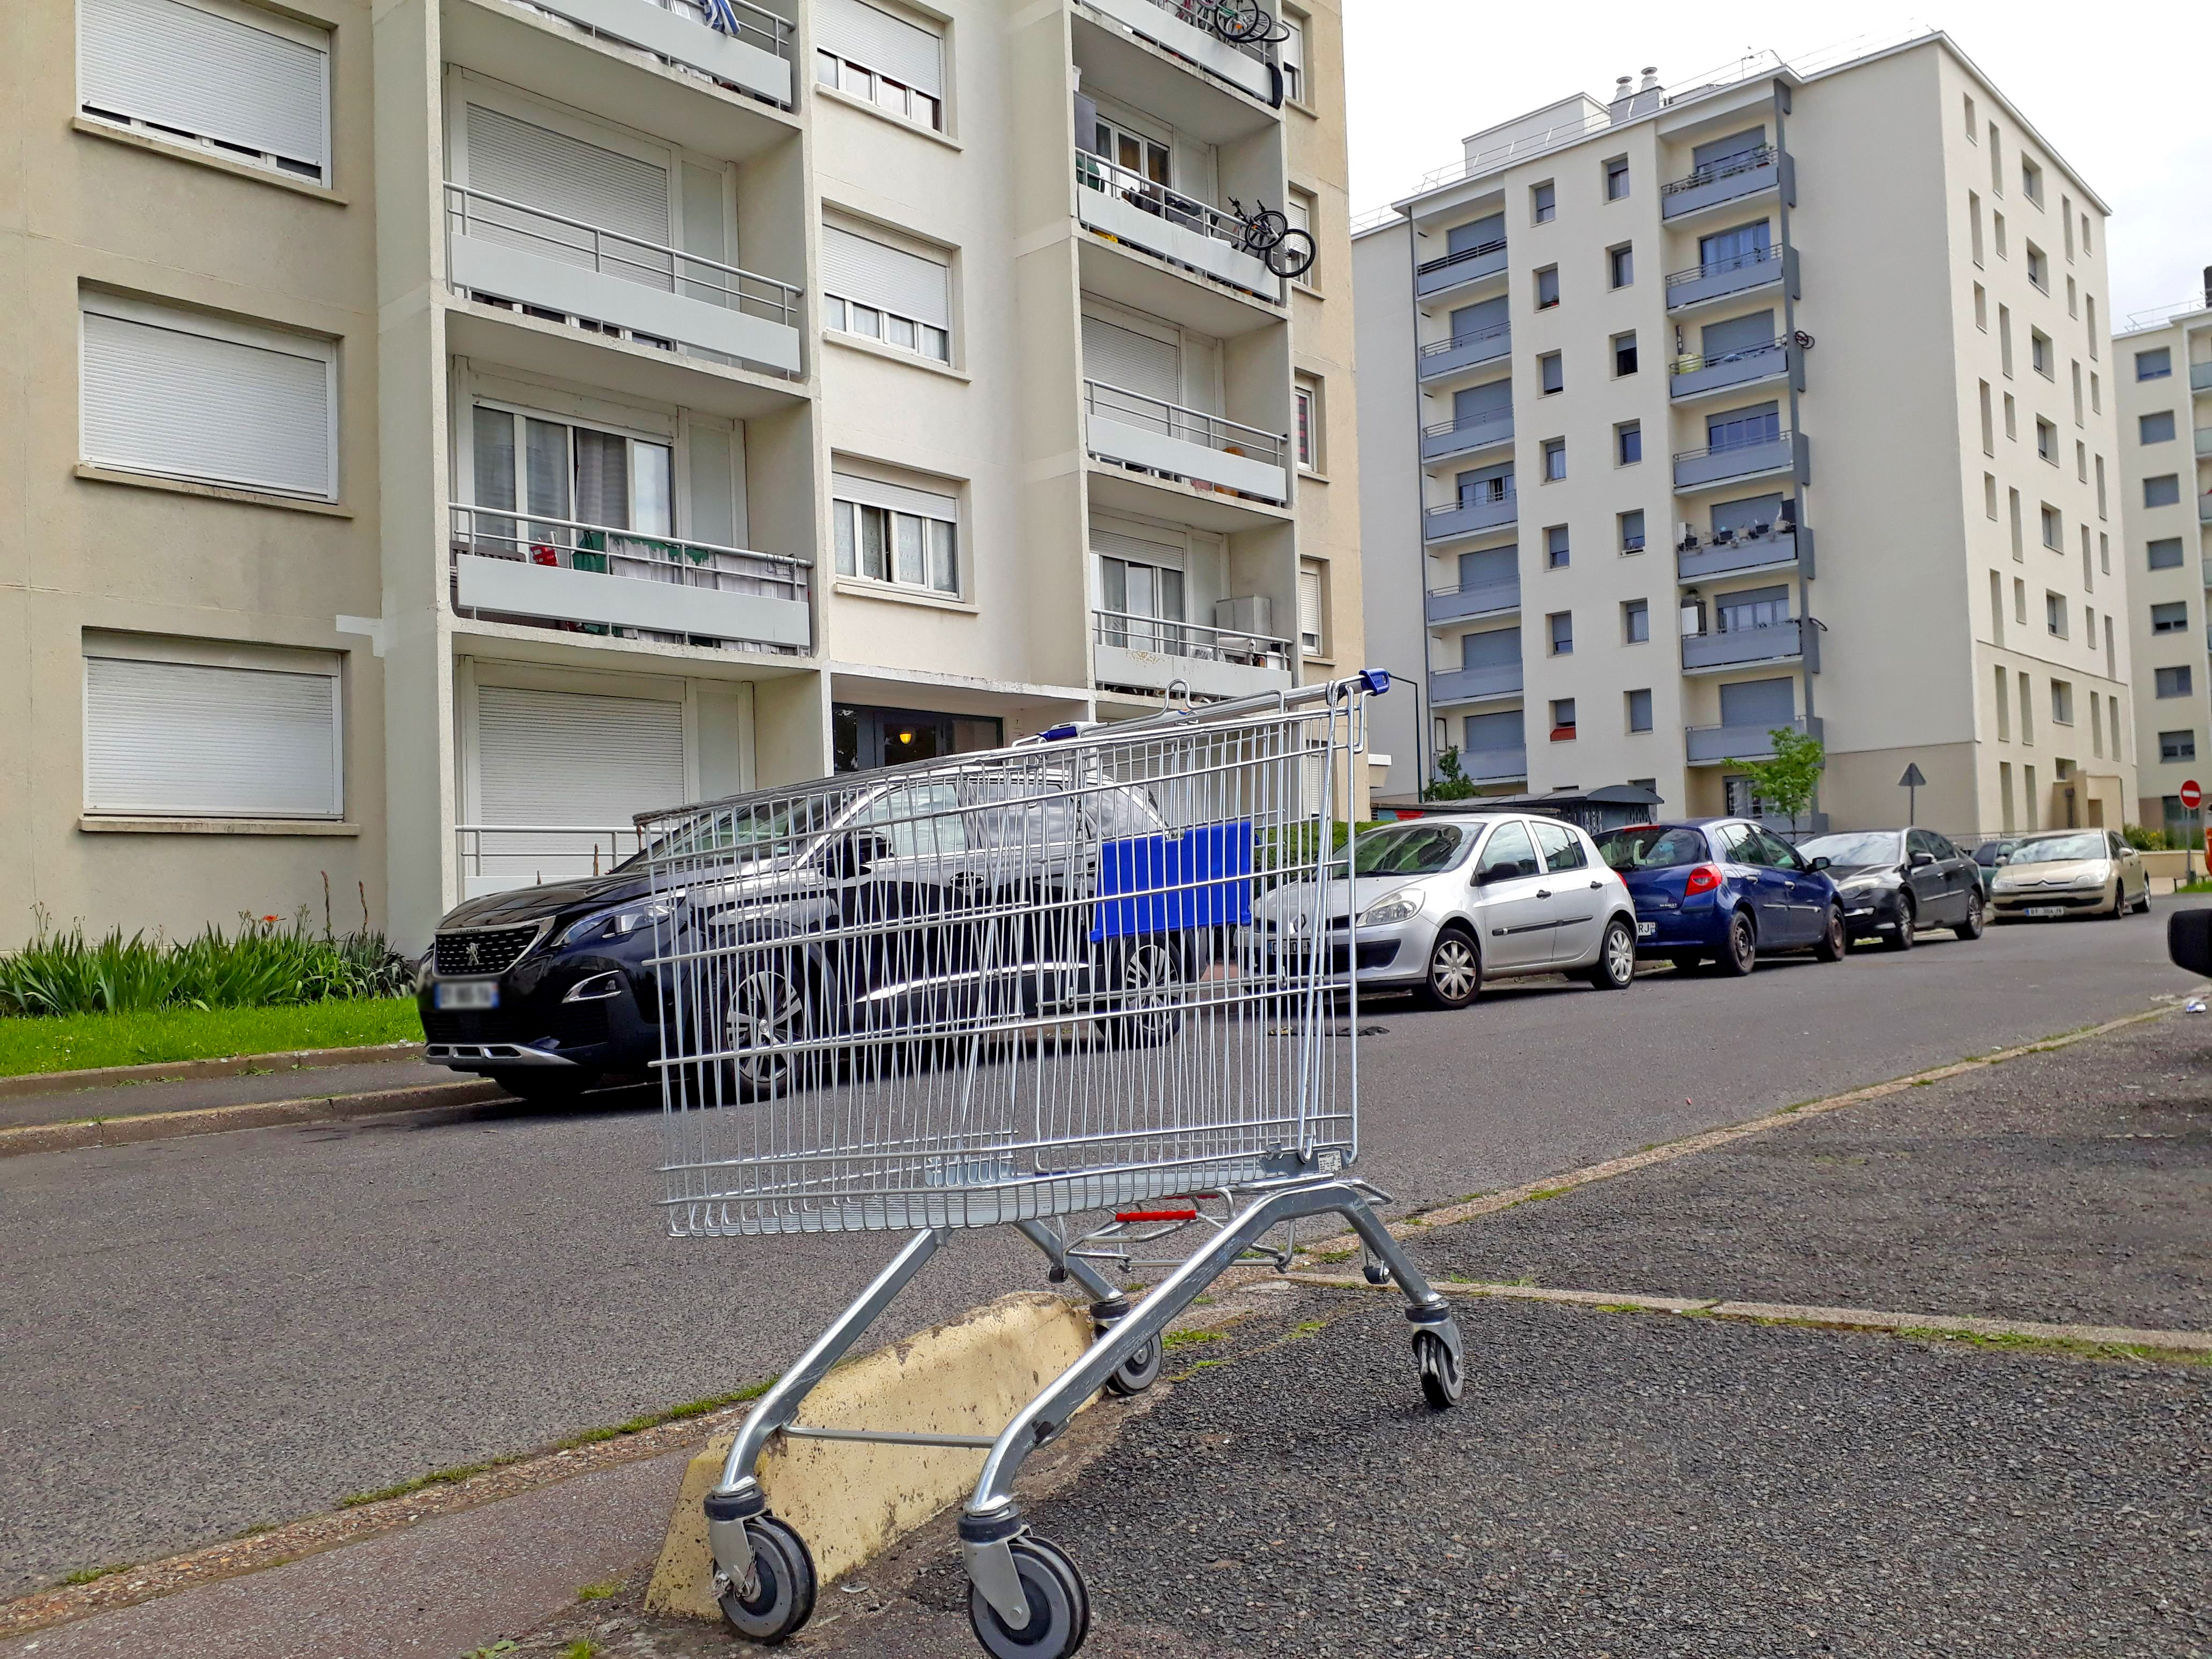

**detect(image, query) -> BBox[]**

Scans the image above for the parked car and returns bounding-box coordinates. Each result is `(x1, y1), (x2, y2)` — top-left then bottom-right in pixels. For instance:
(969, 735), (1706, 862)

(1253, 814), (1639, 1009)
(1794, 828), (1985, 949)
(1594, 818), (1845, 974)
(1986, 829), (2151, 921)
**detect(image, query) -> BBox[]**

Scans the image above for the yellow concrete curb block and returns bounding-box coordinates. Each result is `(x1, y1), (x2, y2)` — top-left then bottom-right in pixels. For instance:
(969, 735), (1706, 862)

(646, 1290), (1095, 1620)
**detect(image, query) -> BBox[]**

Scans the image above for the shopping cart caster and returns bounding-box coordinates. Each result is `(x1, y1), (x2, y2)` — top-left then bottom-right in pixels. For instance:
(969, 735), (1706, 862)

(714, 1512), (817, 1644)
(1413, 1326), (1463, 1409)
(1103, 1332), (1162, 1396)
(967, 1534), (1090, 1659)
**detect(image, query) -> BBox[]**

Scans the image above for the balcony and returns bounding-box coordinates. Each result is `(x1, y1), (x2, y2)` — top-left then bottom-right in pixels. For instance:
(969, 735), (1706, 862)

(1420, 410), (1515, 464)
(1092, 610), (1292, 701)
(1418, 323), (1512, 382)
(449, 503), (811, 652)
(445, 184), (802, 377)
(1076, 0), (1279, 106)
(1415, 236), (1508, 301)
(1674, 428), (1805, 492)
(1429, 661), (1522, 705)
(1686, 714), (1823, 766)
(2192, 361), (2212, 392)
(1661, 144), (1792, 221)
(1670, 337), (1796, 401)
(1075, 151), (1282, 307)
(1676, 520), (1806, 582)
(1681, 617), (1810, 673)
(1665, 245), (1796, 312)
(519, 0), (794, 108)
(1083, 379), (1288, 504)
(1426, 577), (1521, 626)
(1456, 745), (1529, 783)
(1423, 491), (1516, 543)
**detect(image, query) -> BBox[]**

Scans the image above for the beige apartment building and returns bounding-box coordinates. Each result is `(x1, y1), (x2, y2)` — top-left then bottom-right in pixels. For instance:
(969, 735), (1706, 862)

(2113, 281), (2212, 835)
(1353, 33), (2134, 837)
(1, 0), (1358, 951)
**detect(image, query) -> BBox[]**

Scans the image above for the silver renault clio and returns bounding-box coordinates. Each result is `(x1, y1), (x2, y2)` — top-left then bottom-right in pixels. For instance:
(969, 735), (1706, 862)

(1254, 813), (1641, 1008)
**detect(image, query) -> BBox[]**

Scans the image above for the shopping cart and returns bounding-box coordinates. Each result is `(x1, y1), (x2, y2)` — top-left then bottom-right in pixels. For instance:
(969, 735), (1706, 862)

(640, 671), (1463, 1659)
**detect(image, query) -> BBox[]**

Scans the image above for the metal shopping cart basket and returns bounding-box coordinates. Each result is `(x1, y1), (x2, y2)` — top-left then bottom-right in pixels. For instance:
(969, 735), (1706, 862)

(639, 671), (1463, 1659)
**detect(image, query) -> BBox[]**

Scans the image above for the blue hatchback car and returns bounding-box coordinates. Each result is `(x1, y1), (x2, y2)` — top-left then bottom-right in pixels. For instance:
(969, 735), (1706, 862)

(1593, 819), (1847, 975)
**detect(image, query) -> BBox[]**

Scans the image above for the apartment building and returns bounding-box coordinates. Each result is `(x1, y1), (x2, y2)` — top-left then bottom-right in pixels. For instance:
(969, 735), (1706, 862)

(2114, 279), (2212, 834)
(3, 0), (1358, 950)
(1353, 33), (2133, 836)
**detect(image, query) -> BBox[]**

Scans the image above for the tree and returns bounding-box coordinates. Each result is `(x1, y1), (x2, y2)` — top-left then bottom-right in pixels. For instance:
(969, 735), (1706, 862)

(1424, 747), (1477, 801)
(1724, 727), (1825, 833)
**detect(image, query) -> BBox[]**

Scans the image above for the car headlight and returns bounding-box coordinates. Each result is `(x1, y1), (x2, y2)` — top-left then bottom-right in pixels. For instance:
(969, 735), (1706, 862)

(1357, 890), (1424, 928)
(561, 902), (670, 946)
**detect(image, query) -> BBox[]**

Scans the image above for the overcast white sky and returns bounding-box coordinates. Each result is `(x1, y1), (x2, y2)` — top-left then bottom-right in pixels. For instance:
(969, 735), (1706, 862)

(1343, 2), (2211, 328)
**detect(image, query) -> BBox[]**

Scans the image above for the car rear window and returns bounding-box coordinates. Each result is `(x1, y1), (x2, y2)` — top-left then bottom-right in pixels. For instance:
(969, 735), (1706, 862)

(1596, 826), (1707, 871)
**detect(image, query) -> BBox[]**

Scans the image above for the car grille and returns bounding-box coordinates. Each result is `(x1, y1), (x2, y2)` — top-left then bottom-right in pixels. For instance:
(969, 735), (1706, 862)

(422, 1000), (610, 1049)
(434, 924), (543, 976)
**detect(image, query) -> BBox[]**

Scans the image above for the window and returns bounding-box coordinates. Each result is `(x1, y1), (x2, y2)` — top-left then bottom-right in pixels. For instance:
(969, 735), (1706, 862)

(833, 468), (960, 595)
(1544, 525), (1569, 569)
(78, 0), (332, 184)
(2136, 347), (2172, 380)
(2149, 537), (2184, 570)
(816, 0), (946, 130)
(2153, 601), (2189, 634)
(1531, 180), (1556, 223)
(1276, 8), (1305, 103)
(1611, 331), (1638, 376)
(1535, 265), (1559, 309)
(1974, 283), (1987, 330)
(2157, 666), (2193, 699)
(1538, 350), (1563, 394)
(1627, 688), (1653, 732)
(1298, 562), (1325, 654)
(2021, 156), (2043, 203)
(823, 224), (952, 362)
(1619, 509), (1646, 553)
(1623, 599), (1649, 643)
(2145, 475), (2181, 509)
(1550, 698), (1577, 738)
(1548, 610), (1573, 655)
(2026, 244), (2046, 290)
(1985, 472), (1998, 518)
(2036, 420), (2056, 465)
(1604, 158), (1629, 200)
(2050, 679), (2072, 726)
(2045, 591), (2066, 636)
(1615, 421), (1641, 465)
(2141, 410), (2177, 445)
(2030, 328), (2051, 376)
(1607, 243), (1634, 288)
(1294, 378), (1321, 470)
(82, 635), (342, 819)
(79, 290), (336, 500)
(2162, 730), (2197, 763)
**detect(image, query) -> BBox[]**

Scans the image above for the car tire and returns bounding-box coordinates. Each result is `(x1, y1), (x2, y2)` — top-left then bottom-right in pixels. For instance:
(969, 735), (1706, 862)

(492, 1067), (602, 1104)
(1585, 917), (1636, 990)
(1712, 909), (1757, 977)
(1813, 905), (1847, 962)
(1417, 926), (1481, 1010)
(1955, 888), (1986, 940)
(1884, 899), (1917, 951)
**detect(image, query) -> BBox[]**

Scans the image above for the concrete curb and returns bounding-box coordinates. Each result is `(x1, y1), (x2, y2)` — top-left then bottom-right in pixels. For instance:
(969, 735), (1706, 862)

(0, 1040), (424, 1101)
(0, 1075), (504, 1158)
(645, 1291), (1095, 1620)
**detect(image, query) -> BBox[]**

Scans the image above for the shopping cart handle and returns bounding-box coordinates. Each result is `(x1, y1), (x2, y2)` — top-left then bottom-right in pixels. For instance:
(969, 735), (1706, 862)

(1358, 668), (1391, 695)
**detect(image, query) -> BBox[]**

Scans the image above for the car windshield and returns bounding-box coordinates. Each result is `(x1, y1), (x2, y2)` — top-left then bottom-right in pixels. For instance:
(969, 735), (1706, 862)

(622, 794), (846, 869)
(1797, 831), (1902, 867)
(2008, 833), (2108, 864)
(1595, 826), (1707, 871)
(1347, 823), (1469, 875)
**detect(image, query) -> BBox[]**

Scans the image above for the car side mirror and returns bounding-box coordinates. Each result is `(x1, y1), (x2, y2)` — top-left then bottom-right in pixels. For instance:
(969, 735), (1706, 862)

(1910, 850), (1935, 868)
(1807, 855), (1830, 872)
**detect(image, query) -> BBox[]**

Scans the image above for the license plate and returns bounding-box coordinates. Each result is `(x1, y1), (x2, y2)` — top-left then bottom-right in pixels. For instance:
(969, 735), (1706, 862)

(1636, 921), (1656, 937)
(2022, 906), (2067, 919)
(435, 981), (499, 1010)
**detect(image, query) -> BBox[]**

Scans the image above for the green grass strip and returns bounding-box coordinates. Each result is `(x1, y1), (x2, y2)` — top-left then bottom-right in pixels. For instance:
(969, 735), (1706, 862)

(0, 998), (422, 1079)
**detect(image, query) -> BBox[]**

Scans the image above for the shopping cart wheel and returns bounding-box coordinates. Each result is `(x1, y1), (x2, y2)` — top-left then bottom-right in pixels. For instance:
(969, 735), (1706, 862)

(1104, 1332), (1162, 1395)
(718, 1514), (818, 1643)
(968, 1535), (1090, 1659)
(1413, 1329), (1463, 1409)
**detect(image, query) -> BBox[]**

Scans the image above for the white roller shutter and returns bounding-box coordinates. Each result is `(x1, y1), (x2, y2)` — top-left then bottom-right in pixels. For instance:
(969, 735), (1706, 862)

(85, 654), (340, 818)
(821, 227), (950, 328)
(1081, 315), (1180, 403)
(81, 297), (335, 499)
(80, 0), (328, 177)
(475, 686), (686, 827)
(464, 103), (672, 253)
(815, 0), (943, 96)
(831, 469), (957, 522)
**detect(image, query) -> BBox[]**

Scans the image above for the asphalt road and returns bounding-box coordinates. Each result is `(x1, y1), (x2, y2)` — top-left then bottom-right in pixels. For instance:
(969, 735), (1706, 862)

(3, 899), (2205, 1596)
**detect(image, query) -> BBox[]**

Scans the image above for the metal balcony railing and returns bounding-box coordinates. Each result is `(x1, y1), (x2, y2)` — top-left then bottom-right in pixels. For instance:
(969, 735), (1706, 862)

(1093, 609), (1291, 666)
(1083, 379), (1287, 470)
(1073, 150), (1282, 302)
(1665, 243), (1787, 292)
(1663, 143), (1779, 198)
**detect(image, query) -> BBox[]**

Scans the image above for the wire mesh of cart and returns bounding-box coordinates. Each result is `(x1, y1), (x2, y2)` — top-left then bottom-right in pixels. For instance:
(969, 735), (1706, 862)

(638, 671), (1464, 1659)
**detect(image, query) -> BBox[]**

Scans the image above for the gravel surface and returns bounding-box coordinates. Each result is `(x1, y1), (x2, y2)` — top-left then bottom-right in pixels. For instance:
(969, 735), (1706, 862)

(1413, 1008), (2212, 1331)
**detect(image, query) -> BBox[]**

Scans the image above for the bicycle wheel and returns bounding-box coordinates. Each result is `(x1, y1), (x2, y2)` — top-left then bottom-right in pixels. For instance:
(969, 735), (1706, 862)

(1264, 227), (1315, 280)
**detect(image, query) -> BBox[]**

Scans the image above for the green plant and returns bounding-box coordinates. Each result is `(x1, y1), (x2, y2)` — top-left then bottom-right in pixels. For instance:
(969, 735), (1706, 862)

(1423, 747), (1478, 801)
(1722, 727), (1826, 833)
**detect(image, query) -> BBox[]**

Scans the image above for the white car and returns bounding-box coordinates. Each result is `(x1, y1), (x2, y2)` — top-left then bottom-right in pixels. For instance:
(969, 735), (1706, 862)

(1255, 813), (1641, 1008)
(1988, 829), (2152, 921)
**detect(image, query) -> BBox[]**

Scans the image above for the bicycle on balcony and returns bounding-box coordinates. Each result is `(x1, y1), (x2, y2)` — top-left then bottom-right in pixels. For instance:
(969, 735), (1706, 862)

(1227, 196), (1315, 280)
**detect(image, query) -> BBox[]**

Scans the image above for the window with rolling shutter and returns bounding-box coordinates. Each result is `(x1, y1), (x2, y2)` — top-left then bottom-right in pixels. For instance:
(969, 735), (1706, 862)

(1081, 314), (1180, 405)
(460, 102), (674, 284)
(822, 225), (951, 362)
(84, 647), (341, 819)
(79, 0), (330, 183)
(81, 292), (337, 499)
(814, 0), (945, 130)
(1298, 564), (1325, 655)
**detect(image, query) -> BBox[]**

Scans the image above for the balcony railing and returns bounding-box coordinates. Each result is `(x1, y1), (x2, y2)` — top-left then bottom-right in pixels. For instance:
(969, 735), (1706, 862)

(1661, 144), (1790, 219)
(1429, 661), (1522, 704)
(449, 502), (811, 653)
(1078, 0), (1279, 103)
(1671, 337), (1792, 399)
(1673, 428), (1805, 491)
(445, 183), (803, 376)
(1681, 616), (1807, 672)
(519, 0), (794, 108)
(1423, 489), (1517, 542)
(1664, 244), (1795, 311)
(1082, 379), (1288, 503)
(1074, 151), (1282, 303)
(457, 822), (648, 899)
(1686, 714), (1822, 766)
(1425, 578), (1521, 626)
(1415, 236), (1508, 298)
(1417, 323), (1512, 379)
(1420, 410), (1515, 463)
(1092, 608), (1293, 700)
